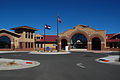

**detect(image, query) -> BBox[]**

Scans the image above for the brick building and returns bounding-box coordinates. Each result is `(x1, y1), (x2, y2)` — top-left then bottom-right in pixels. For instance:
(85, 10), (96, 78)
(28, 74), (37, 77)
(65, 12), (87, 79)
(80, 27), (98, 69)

(0, 24), (119, 51)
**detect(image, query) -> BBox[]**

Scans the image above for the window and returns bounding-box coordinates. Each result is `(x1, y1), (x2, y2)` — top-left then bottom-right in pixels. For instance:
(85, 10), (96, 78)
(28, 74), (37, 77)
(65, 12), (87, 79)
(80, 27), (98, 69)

(28, 42), (30, 48)
(37, 43), (39, 48)
(41, 43), (43, 48)
(20, 42), (22, 48)
(31, 43), (33, 48)
(25, 42), (27, 48)
(25, 32), (27, 38)
(110, 43), (112, 48)
(28, 32), (30, 38)
(41, 37), (43, 39)
(114, 43), (117, 48)
(82, 26), (87, 28)
(31, 33), (33, 39)
(35, 43), (36, 48)
(37, 37), (40, 39)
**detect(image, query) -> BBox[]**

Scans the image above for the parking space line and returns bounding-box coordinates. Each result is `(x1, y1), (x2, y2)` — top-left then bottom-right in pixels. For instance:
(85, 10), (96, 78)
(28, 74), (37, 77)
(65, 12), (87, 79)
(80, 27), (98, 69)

(76, 63), (86, 69)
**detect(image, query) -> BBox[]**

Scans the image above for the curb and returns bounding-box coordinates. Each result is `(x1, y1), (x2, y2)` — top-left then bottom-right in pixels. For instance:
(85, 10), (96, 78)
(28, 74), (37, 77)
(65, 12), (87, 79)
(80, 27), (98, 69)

(29, 51), (71, 54)
(0, 58), (40, 70)
(0, 51), (30, 54)
(96, 55), (120, 65)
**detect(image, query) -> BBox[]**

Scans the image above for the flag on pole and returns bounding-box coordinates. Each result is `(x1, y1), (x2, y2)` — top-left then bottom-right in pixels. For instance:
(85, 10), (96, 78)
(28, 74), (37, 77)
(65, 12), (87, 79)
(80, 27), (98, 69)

(57, 16), (61, 23)
(45, 24), (51, 30)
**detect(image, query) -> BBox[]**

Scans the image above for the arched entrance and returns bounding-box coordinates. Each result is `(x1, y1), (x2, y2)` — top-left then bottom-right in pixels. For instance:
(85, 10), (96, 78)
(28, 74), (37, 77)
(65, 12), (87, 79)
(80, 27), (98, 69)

(61, 39), (67, 50)
(70, 33), (87, 49)
(92, 38), (101, 50)
(0, 36), (11, 48)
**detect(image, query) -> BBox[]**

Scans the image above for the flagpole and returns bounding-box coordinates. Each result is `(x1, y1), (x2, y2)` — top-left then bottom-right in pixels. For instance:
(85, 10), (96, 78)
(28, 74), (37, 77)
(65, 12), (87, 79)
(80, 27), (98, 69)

(57, 13), (59, 52)
(44, 24), (45, 52)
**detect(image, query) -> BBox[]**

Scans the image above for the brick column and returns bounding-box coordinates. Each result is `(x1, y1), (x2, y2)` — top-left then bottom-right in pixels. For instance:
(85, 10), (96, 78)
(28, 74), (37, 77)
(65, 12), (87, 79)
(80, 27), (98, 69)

(59, 42), (61, 51)
(30, 42), (31, 48)
(33, 42), (35, 49)
(68, 42), (70, 50)
(101, 42), (105, 50)
(88, 42), (92, 50)
(22, 42), (26, 49)
(11, 41), (14, 50)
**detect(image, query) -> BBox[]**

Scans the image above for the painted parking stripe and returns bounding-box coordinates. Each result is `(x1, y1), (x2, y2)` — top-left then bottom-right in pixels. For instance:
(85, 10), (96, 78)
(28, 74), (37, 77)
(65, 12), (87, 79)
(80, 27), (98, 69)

(76, 63), (86, 69)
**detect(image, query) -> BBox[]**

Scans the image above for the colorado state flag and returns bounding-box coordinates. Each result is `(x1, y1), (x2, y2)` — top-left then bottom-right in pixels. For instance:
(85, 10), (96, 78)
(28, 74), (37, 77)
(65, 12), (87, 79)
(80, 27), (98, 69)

(45, 24), (51, 30)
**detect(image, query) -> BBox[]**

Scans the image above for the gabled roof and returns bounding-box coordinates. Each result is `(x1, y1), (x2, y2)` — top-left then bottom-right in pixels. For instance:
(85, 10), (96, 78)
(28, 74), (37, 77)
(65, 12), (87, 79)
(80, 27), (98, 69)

(35, 35), (57, 42)
(60, 24), (105, 35)
(11, 26), (38, 31)
(106, 34), (115, 39)
(106, 33), (120, 42)
(0, 29), (21, 37)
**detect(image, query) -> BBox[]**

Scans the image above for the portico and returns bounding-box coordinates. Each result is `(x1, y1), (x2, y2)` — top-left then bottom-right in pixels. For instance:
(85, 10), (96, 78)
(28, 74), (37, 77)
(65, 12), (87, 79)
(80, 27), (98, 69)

(59, 24), (106, 51)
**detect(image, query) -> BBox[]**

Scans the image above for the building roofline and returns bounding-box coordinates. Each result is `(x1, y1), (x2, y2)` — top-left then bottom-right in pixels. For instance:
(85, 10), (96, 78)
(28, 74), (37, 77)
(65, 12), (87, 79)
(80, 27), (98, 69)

(0, 29), (21, 37)
(11, 26), (38, 31)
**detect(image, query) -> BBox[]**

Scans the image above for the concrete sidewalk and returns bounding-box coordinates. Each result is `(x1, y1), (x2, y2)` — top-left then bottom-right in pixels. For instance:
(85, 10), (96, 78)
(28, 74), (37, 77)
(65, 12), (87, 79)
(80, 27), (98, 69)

(70, 49), (119, 53)
(29, 51), (71, 54)
(0, 51), (30, 54)
(0, 50), (119, 54)
(0, 51), (70, 54)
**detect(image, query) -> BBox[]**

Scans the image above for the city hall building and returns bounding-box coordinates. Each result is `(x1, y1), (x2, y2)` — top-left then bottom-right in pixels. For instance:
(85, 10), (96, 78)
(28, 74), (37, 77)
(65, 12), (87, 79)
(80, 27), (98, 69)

(0, 24), (120, 51)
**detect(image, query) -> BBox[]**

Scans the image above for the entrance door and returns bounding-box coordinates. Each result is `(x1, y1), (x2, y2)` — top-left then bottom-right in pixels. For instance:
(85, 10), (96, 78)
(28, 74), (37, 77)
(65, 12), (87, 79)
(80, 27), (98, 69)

(92, 38), (101, 50)
(61, 39), (67, 50)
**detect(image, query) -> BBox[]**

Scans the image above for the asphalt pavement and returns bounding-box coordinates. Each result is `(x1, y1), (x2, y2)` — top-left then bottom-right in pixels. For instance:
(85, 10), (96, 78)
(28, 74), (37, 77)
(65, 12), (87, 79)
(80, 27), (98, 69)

(0, 51), (120, 80)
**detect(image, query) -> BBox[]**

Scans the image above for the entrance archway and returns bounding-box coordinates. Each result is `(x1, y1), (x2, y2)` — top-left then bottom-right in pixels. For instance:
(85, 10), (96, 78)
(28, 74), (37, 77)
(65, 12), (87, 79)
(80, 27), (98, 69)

(92, 38), (101, 50)
(70, 33), (87, 49)
(0, 36), (11, 48)
(61, 39), (67, 50)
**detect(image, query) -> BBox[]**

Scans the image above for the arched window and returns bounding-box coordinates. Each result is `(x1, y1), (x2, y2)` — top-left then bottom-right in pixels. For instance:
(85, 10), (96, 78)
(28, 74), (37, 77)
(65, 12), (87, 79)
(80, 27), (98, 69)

(0, 36), (11, 48)
(71, 33), (87, 49)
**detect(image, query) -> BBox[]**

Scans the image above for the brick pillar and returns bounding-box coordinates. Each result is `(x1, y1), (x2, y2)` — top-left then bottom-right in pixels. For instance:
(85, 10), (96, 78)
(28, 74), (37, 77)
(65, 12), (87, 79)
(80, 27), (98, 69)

(59, 42), (61, 51)
(22, 42), (25, 49)
(27, 42), (29, 48)
(68, 42), (70, 50)
(88, 42), (92, 50)
(33, 42), (35, 49)
(101, 43), (105, 50)
(30, 42), (31, 48)
(11, 41), (14, 50)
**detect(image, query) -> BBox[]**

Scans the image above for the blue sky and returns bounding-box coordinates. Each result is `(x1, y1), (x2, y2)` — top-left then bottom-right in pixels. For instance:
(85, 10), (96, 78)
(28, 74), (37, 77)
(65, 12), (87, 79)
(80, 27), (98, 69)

(0, 0), (120, 35)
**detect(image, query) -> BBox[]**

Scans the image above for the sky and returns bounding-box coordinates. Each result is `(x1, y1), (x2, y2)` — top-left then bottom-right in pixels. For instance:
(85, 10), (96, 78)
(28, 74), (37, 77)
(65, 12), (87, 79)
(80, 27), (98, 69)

(0, 0), (120, 35)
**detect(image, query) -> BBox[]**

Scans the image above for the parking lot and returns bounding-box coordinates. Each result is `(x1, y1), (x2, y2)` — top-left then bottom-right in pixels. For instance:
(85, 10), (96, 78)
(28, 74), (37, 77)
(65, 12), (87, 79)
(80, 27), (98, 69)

(0, 52), (120, 80)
